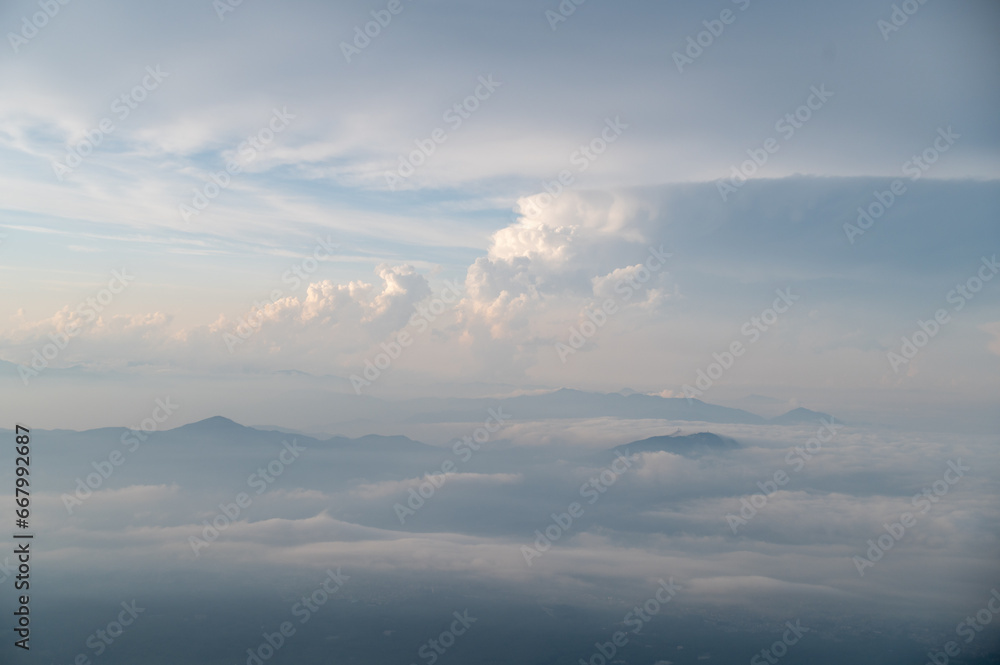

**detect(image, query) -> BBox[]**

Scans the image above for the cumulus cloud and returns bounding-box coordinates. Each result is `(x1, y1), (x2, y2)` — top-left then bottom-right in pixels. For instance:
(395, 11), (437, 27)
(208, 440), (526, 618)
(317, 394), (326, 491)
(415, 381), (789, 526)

(0, 305), (173, 370)
(461, 191), (672, 341)
(0, 263), (433, 374)
(1, 180), (997, 413)
(208, 263), (431, 341)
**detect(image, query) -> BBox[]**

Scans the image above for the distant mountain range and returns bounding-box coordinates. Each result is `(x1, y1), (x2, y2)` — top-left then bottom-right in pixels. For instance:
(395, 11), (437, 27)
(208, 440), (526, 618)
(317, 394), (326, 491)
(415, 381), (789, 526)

(767, 407), (836, 424)
(170, 415), (435, 453)
(0, 358), (837, 430)
(400, 388), (762, 424)
(392, 388), (839, 427)
(10, 407), (830, 505)
(594, 431), (741, 463)
(170, 416), (748, 460)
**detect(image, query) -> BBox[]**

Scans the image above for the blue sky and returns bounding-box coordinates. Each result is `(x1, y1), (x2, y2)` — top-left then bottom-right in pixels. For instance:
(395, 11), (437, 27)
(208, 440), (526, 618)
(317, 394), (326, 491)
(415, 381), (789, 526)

(1, 0), (998, 427)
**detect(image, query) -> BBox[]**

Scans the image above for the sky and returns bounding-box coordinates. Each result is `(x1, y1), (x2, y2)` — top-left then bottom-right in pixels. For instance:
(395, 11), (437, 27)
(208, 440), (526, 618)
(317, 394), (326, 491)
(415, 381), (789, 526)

(2, 3), (1000, 663)
(1, 0), (999, 429)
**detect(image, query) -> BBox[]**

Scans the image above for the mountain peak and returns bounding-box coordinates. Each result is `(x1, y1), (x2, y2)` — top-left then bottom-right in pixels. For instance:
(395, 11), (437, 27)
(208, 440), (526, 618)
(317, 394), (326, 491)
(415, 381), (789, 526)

(178, 416), (246, 431)
(605, 431), (740, 460)
(769, 407), (836, 424)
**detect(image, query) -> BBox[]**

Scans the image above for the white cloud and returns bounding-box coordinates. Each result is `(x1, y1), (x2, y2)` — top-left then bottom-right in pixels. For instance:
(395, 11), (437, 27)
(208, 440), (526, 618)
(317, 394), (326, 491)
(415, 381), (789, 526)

(352, 472), (523, 500)
(460, 191), (672, 342)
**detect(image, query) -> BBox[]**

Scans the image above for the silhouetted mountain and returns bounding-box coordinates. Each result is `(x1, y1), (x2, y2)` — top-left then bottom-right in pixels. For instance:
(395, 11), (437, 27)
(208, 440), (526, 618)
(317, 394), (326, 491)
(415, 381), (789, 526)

(31, 418), (443, 492)
(770, 407), (836, 425)
(175, 415), (245, 432)
(164, 417), (435, 452)
(401, 388), (765, 425)
(595, 431), (740, 462)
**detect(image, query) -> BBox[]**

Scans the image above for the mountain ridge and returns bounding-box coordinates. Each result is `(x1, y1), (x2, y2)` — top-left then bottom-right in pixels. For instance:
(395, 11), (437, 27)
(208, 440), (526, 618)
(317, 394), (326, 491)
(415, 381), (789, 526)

(597, 430), (741, 462)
